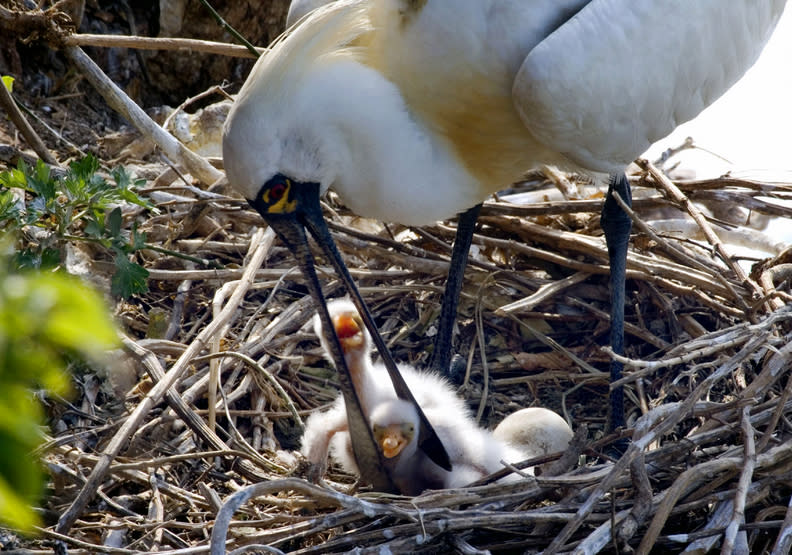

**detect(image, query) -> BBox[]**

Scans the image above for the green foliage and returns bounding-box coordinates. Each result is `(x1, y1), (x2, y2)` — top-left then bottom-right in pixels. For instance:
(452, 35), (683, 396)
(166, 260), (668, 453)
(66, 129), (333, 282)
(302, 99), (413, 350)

(0, 253), (119, 531)
(0, 155), (154, 297)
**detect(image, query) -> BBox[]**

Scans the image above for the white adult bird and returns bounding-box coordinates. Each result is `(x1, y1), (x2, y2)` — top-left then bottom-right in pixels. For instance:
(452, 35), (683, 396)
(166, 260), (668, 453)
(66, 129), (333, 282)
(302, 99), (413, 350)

(224, 0), (787, 466)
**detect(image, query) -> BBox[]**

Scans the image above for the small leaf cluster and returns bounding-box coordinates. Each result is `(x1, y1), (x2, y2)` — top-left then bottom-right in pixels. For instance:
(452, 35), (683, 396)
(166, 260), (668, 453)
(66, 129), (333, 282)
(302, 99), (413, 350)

(0, 245), (119, 531)
(0, 155), (154, 297)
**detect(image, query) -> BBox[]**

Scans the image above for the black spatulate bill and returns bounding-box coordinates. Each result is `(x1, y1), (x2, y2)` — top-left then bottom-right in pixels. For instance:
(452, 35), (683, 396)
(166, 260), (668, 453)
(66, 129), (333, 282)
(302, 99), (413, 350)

(250, 180), (452, 481)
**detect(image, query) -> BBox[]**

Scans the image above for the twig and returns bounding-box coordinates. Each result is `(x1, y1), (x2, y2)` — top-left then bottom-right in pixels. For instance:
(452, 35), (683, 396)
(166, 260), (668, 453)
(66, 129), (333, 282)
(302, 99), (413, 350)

(636, 159), (764, 313)
(63, 33), (265, 57)
(722, 406), (756, 554)
(62, 45), (223, 187)
(197, 0), (260, 58)
(497, 270), (590, 314)
(770, 493), (792, 555)
(210, 478), (415, 555)
(0, 76), (59, 165)
(193, 350), (304, 430)
(54, 228), (275, 534)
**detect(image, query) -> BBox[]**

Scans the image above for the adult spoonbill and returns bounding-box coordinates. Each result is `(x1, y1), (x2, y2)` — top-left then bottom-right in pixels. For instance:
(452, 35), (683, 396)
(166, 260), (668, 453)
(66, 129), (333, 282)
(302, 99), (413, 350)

(223, 0), (787, 469)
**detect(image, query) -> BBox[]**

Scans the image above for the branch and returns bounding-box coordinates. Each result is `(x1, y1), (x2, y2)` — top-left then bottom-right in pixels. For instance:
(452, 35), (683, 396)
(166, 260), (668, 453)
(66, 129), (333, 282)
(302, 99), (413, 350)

(62, 45), (223, 187)
(62, 33), (265, 58)
(0, 78), (59, 165)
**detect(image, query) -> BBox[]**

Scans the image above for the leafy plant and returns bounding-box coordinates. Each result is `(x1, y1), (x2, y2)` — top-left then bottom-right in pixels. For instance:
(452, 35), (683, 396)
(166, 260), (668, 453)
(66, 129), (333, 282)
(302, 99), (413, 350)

(0, 245), (119, 531)
(0, 155), (154, 297)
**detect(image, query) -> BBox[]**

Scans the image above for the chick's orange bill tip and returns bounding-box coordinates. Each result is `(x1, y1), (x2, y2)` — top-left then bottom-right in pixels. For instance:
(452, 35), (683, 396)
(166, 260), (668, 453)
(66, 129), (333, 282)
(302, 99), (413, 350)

(381, 434), (406, 459)
(333, 313), (361, 339)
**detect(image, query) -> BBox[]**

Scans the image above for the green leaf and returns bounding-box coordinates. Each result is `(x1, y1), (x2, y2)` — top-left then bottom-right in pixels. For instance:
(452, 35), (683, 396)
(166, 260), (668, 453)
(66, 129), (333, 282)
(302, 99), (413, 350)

(68, 154), (100, 183)
(0, 474), (41, 531)
(129, 223), (146, 250)
(1, 75), (13, 93)
(84, 215), (104, 238)
(36, 273), (119, 356)
(0, 256), (121, 531)
(107, 206), (122, 238)
(0, 190), (21, 227)
(111, 253), (149, 297)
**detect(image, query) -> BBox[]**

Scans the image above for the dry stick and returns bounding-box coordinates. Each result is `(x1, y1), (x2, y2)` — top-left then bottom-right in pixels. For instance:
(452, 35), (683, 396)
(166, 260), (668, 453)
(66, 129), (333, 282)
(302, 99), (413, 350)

(0, 77), (59, 165)
(618, 433), (655, 548)
(542, 405), (678, 555)
(738, 335), (792, 402)
(636, 159), (764, 315)
(482, 216), (737, 300)
(609, 189), (736, 296)
(546, 330), (770, 554)
(757, 363), (792, 454)
(581, 403), (681, 553)
(473, 275), (494, 423)
(147, 474), (165, 552)
(54, 227), (274, 534)
(210, 479), (416, 555)
(208, 278), (239, 432)
(63, 33), (264, 58)
(722, 406), (756, 555)
(639, 456), (766, 554)
(498, 270), (590, 313)
(770, 494), (792, 555)
(683, 495), (745, 554)
(197, 0), (261, 58)
(193, 351), (304, 430)
(760, 263), (792, 312)
(123, 334), (285, 477)
(146, 266), (416, 282)
(636, 338), (786, 552)
(62, 45), (223, 187)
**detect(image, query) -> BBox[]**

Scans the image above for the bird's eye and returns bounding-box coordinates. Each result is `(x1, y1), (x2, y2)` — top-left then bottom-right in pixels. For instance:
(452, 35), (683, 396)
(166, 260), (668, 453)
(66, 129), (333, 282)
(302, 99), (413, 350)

(255, 175), (298, 214)
(269, 182), (286, 201)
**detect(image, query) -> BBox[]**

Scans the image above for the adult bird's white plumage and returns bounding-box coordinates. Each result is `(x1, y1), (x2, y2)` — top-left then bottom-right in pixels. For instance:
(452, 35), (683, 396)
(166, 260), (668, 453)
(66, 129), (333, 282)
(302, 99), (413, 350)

(227, 0), (785, 213)
(286, 0), (333, 27)
(224, 0), (787, 471)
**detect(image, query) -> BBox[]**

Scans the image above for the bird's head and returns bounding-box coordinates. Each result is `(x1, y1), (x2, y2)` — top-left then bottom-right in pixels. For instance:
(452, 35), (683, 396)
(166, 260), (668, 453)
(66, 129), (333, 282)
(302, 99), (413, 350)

(223, 0), (370, 214)
(371, 399), (419, 459)
(221, 0), (452, 482)
(312, 298), (372, 362)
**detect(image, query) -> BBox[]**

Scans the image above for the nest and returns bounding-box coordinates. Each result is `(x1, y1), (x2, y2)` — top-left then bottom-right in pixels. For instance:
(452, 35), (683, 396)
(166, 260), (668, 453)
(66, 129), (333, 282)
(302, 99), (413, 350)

(2, 5), (791, 551)
(31, 159), (792, 554)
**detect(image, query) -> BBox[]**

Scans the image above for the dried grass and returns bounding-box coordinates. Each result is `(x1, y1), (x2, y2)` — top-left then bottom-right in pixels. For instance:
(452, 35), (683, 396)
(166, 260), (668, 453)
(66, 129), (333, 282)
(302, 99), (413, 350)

(31, 163), (792, 554)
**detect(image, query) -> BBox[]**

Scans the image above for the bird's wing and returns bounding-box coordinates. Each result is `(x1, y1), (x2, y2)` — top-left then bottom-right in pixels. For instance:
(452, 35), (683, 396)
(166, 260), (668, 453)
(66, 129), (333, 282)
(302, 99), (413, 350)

(513, 0), (787, 173)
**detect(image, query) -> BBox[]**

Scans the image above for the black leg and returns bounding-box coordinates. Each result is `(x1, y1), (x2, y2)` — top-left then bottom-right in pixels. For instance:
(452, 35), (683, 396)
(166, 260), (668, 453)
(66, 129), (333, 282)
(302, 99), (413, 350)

(428, 203), (482, 379)
(601, 173), (632, 433)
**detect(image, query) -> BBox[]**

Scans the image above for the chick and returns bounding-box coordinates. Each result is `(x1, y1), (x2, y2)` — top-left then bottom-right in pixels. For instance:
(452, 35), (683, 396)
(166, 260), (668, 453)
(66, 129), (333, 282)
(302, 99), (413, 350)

(301, 299), (394, 479)
(302, 299), (541, 492)
(369, 397), (534, 493)
(302, 299), (458, 479)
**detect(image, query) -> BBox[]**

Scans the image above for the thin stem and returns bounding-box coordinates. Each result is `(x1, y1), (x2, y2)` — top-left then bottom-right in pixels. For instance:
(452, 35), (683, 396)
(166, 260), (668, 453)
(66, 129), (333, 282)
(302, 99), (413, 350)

(197, 0), (260, 58)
